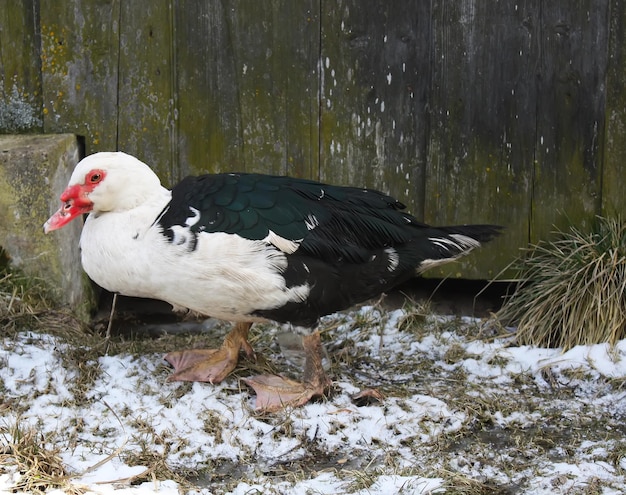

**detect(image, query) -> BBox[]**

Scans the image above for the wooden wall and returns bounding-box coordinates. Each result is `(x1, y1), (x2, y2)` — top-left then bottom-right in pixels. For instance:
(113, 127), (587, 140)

(1, 0), (625, 279)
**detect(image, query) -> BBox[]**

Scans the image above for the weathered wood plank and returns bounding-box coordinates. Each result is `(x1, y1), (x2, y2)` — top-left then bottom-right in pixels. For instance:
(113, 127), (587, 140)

(531, 0), (608, 241)
(426, 0), (537, 278)
(603, 0), (626, 215)
(279, 1), (321, 179)
(174, 1), (244, 177)
(116, 0), (178, 184)
(319, 0), (430, 217)
(0, 0), (43, 132)
(227, 0), (321, 177)
(39, 0), (120, 152)
(175, 1), (320, 180)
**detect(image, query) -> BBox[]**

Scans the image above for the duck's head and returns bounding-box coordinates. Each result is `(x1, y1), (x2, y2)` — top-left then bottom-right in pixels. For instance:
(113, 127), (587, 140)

(44, 151), (162, 233)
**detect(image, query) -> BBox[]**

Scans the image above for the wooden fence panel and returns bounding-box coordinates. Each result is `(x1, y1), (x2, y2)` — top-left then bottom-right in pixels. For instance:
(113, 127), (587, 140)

(39, 0), (120, 151)
(117, 0), (178, 184)
(425, 0), (537, 278)
(319, 0), (431, 217)
(603, 0), (626, 215)
(174, 1), (320, 183)
(0, 1), (43, 132)
(174, 1), (244, 179)
(531, 0), (607, 241)
(2, 0), (625, 279)
(225, 0), (320, 177)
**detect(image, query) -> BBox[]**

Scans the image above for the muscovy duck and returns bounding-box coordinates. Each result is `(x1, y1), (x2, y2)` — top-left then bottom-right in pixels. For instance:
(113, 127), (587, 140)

(44, 152), (502, 411)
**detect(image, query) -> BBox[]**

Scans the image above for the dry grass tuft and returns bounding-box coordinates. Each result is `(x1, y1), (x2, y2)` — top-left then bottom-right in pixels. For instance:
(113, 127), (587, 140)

(1, 256), (55, 311)
(0, 260), (80, 337)
(496, 216), (626, 350)
(1, 271), (42, 326)
(397, 298), (432, 336)
(0, 420), (82, 494)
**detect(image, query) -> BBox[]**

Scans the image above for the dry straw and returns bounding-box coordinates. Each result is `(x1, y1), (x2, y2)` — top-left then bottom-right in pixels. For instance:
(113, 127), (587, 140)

(497, 216), (626, 350)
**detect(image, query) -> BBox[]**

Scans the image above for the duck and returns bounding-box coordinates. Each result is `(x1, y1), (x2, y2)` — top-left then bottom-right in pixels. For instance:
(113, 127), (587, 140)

(44, 151), (502, 411)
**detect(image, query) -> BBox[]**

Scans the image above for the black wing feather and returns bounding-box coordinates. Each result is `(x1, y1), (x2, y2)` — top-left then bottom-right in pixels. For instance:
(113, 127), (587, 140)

(157, 173), (499, 262)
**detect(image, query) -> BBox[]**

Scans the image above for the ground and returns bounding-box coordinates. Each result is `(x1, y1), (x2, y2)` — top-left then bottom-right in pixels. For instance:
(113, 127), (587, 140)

(1, 299), (626, 494)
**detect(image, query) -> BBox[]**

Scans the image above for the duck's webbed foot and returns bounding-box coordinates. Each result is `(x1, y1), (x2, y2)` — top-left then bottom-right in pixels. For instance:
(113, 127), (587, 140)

(244, 331), (331, 412)
(165, 322), (254, 383)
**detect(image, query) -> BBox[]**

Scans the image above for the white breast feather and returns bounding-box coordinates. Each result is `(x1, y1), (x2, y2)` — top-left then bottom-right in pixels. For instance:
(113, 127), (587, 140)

(80, 204), (310, 321)
(263, 229), (302, 254)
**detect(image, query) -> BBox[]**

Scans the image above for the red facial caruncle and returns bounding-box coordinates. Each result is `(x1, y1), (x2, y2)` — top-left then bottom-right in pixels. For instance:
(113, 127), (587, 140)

(43, 169), (106, 233)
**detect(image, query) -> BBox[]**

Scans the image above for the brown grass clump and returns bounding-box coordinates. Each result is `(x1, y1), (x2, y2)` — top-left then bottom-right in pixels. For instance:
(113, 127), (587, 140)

(0, 271), (38, 320)
(496, 216), (626, 350)
(0, 420), (82, 494)
(0, 246), (57, 318)
(1, 255), (90, 339)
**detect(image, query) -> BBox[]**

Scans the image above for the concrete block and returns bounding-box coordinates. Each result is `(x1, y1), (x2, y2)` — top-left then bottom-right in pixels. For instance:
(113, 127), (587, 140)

(0, 134), (95, 317)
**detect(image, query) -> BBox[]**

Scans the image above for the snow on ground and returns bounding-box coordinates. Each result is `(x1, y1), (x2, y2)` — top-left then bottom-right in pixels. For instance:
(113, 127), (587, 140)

(1, 306), (626, 494)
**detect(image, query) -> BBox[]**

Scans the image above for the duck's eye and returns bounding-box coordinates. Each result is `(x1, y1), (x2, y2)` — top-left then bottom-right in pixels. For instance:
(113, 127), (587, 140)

(89, 173), (102, 183)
